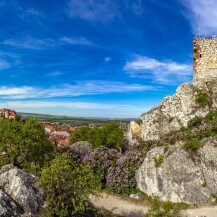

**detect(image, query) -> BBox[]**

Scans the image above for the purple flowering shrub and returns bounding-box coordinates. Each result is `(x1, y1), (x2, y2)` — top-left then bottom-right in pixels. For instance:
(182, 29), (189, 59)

(106, 150), (144, 194)
(82, 147), (145, 195)
(82, 146), (121, 188)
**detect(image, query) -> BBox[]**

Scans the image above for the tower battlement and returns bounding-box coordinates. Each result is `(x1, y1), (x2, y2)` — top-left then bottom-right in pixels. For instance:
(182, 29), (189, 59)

(194, 37), (217, 82)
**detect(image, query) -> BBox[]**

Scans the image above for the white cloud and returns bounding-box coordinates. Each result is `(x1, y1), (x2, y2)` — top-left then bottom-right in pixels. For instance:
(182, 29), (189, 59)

(104, 57), (111, 62)
(5, 100), (144, 111)
(68, 0), (119, 22)
(124, 56), (192, 84)
(45, 71), (63, 77)
(180, 0), (217, 36)
(67, 0), (144, 22)
(0, 59), (10, 69)
(3, 36), (92, 49)
(3, 37), (54, 50)
(2, 100), (147, 118)
(60, 37), (92, 45)
(0, 80), (156, 99)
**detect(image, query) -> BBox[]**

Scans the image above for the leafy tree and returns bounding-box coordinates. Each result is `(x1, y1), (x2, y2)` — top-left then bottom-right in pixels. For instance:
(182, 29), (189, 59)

(0, 118), (53, 173)
(70, 122), (124, 149)
(38, 153), (98, 216)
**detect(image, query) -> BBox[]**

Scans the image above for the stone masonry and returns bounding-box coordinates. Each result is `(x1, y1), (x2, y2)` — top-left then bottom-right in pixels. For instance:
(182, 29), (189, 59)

(194, 36), (217, 82)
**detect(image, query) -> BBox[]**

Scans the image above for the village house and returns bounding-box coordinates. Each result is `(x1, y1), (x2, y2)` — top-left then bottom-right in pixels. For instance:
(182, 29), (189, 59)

(0, 108), (20, 120)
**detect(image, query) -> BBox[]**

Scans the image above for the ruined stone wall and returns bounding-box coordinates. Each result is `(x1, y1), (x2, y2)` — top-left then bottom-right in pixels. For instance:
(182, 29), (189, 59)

(194, 37), (217, 81)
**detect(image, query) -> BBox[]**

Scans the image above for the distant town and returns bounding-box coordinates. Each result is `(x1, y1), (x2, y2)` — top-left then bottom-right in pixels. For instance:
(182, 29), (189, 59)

(0, 108), (130, 148)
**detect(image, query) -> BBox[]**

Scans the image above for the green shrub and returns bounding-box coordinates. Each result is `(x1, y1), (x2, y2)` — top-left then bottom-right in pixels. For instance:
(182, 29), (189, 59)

(186, 139), (200, 150)
(188, 116), (203, 129)
(0, 118), (53, 174)
(202, 182), (207, 188)
(146, 197), (186, 217)
(38, 154), (98, 216)
(153, 155), (164, 167)
(70, 122), (124, 149)
(205, 109), (217, 123)
(195, 89), (211, 108)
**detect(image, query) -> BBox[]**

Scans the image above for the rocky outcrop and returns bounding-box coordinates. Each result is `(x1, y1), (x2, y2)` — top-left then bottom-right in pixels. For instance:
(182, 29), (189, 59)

(126, 121), (142, 146)
(0, 164), (43, 216)
(136, 138), (217, 205)
(0, 189), (23, 217)
(127, 81), (217, 143)
(71, 141), (93, 155)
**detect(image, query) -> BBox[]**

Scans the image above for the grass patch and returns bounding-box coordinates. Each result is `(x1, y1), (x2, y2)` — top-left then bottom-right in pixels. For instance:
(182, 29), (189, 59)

(153, 154), (164, 167)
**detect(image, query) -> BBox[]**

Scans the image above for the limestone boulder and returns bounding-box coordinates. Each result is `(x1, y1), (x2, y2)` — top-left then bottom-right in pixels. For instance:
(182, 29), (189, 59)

(0, 164), (43, 216)
(71, 141), (93, 155)
(136, 138), (217, 205)
(126, 121), (142, 146)
(0, 188), (23, 217)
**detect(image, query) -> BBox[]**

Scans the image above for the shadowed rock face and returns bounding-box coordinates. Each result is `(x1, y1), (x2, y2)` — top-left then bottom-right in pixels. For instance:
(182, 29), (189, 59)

(0, 164), (43, 217)
(127, 81), (217, 144)
(136, 138), (217, 205)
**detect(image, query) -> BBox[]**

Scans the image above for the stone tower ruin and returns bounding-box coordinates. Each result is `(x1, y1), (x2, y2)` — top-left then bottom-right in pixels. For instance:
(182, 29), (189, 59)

(193, 37), (217, 82)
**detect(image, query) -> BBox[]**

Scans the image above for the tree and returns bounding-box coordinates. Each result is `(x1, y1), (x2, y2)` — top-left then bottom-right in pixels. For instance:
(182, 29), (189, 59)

(38, 153), (98, 216)
(70, 122), (124, 149)
(0, 118), (53, 173)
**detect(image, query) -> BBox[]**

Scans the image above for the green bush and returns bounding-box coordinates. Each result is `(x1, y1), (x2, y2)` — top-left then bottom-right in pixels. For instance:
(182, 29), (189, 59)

(188, 116), (203, 129)
(70, 122), (124, 149)
(153, 155), (164, 167)
(195, 89), (211, 108)
(0, 118), (53, 174)
(38, 154), (98, 216)
(185, 139), (200, 150)
(146, 197), (186, 217)
(202, 182), (207, 188)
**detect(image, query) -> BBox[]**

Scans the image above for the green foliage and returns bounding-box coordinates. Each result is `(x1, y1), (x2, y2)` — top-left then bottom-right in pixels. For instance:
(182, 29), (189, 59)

(204, 110), (217, 123)
(185, 139), (200, 151)
(153, 154), (164, 167)
(188, 116), (203, 129)
(202, 182), (207, 188)
(0, 118), (53, 173)
(195, 89), (211, 108)
(70, 122), (124, 149)
(146, 197), (186, 217)
(38, 153), (98, 216)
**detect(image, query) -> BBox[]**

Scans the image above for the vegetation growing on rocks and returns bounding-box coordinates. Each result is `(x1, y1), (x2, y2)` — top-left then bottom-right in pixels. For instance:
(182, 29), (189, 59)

(195, 88), (212, 108)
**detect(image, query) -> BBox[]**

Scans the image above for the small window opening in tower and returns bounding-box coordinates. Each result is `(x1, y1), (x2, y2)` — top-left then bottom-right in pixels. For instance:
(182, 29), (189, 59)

(200, 54), (202, 58)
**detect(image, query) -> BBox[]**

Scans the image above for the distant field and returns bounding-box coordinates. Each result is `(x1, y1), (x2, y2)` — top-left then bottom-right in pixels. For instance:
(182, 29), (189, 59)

(20, 112), (135, 126)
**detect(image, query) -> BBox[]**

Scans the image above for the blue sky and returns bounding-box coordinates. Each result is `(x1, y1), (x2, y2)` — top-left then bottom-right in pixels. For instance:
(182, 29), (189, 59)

(0, 0), (215, 118)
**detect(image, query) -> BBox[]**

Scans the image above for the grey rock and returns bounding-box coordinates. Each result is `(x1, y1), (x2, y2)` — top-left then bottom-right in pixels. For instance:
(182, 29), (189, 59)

(136, 138), (217, 205)
(129, 193), (145, 200)
(127, 81), (217, 144)
(0, 188), (23, 217)
(71, 141), (93, 155)
(0, 164), (43, 216)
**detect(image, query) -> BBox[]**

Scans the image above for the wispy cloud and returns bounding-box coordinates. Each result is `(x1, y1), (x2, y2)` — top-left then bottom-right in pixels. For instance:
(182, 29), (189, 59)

(104, 57), (111, 62)
(3, 37), (54, 50)
(180, 0), (217, 36)
(60, 37), (92, 45)
(124, 56), (192, 84)
(0, 59), (10, 69)
(0, 80), (156, 99)
(45, 71), (63, 77)
(5, 100), (144, 111)
(68, 0), (119, 22)
(67, 0), (144, 22)
(3, 36), (93, 50)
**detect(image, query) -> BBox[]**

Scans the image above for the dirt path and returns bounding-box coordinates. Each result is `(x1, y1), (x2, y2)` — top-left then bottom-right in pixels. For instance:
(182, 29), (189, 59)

(89, 193), (148, 217)
(89, 193), (217, 217)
